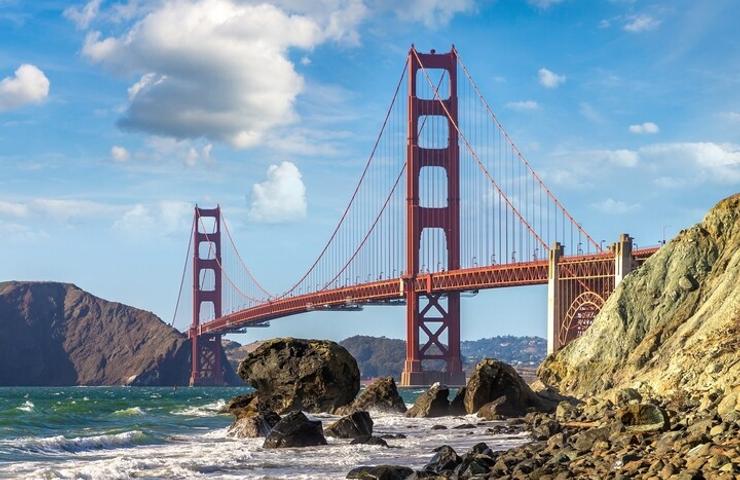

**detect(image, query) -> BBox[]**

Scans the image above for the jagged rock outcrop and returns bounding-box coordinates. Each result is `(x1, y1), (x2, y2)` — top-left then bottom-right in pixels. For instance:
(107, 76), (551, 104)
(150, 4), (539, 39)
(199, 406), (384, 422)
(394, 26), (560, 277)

(262, 411), (327, 449)
(237, 337), (360, 414)
(0, 281), (239, 386)
(465, 358), (552, 417)
(324, 411), (373, 439)
(539, 194), (740, 398)
(406, 382), (450, 418)
(335, 376), (407, 415)
(228, 409), (281, 438)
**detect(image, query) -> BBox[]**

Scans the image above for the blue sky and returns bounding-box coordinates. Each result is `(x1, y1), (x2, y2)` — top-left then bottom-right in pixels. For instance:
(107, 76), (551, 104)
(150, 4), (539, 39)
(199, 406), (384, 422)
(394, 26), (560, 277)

(1, 0), (738, 343)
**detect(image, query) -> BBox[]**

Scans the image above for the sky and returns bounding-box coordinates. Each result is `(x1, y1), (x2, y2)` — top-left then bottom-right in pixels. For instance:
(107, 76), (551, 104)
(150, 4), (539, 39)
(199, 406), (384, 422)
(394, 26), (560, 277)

(1, 0), (739, 344)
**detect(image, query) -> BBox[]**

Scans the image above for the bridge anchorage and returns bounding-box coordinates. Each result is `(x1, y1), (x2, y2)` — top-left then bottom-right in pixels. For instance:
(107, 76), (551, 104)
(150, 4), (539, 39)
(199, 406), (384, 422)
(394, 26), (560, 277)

(175, 46), (659, 387)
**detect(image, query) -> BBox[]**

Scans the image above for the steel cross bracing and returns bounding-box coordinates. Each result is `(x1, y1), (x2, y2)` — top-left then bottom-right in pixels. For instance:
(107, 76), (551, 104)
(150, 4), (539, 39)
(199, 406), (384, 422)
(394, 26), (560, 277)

(173, 46), (660, 386)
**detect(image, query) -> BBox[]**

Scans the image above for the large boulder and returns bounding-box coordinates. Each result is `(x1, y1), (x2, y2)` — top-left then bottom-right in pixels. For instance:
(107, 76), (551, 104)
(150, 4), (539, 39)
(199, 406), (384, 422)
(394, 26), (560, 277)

(465, 359), (550, 417)
(325, 411), (373, 439)
(538, 194), (740, 398)
(228, 409), (281, 438)
(406, 383), (450, 418)
(238, 338), (360, 414)
(262, 411), (327, 449)
(337, 377), (407, 415)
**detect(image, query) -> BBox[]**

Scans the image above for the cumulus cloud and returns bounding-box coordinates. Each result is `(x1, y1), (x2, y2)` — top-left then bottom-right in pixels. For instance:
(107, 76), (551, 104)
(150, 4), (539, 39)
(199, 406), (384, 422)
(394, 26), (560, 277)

(80, 0), (361, 148)
(628, 122), (659, 134)
(538, 67), (566, 88)
(64, 0), (102, 29)
(111, 145), (130, 162)
(591, 198), (639, 214)
(640, 142), (740, 184)
(249, 161), (307, 223)
(506, 100), (540, 111)
(0, 64), (50, 112)
(624, 14), (661, 32)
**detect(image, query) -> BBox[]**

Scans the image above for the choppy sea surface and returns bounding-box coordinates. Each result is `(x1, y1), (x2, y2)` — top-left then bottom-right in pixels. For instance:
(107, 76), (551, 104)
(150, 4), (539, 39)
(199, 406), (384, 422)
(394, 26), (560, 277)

(0, 387), (529, 479)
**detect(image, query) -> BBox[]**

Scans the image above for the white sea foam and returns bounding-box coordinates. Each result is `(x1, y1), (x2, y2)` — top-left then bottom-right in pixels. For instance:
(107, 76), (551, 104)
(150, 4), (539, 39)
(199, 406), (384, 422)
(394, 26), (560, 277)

(16, 400), (34, 413)
(112, 406), (144, 416)
(170, 399), (226, 417)
(0, 411), (530, 479)
(3, 430), (149, 455)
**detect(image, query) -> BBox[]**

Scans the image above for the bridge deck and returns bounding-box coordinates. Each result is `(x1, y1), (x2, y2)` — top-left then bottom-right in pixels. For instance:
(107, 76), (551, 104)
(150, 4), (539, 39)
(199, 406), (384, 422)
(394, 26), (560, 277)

(196, 247), (658, 335)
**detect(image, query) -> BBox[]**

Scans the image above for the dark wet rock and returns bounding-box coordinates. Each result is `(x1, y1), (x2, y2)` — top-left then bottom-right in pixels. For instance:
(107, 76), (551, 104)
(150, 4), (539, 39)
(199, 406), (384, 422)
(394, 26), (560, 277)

(379, 433), (406, 439)
(465, 359), (551, 417)
(449, 386), (466, 415)
(325, 411), (373, 439)
(430, 424), (447, 430)
(423, 445), (461, 474)
(406, 383), (450, 418)
(452, 423), (476, 429)
(617, 403), (669, 432)
(350, 435), (389, 447)
(238, 338), (360, 414)
(228, 409), (280, 438)
(346, 465), (413, 480)
(336, 377), (407, 415)
(262, 411), (327, 449)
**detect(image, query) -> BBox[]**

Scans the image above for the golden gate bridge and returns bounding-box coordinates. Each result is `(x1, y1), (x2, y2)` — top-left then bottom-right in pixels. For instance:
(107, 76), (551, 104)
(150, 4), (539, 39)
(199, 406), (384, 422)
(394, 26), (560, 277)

(172, 46), (659, 386)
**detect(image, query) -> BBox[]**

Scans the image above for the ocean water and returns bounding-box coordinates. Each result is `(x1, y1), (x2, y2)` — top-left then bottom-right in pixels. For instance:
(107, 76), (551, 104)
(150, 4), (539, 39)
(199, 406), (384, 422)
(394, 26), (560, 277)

(0, 387), (530, 479)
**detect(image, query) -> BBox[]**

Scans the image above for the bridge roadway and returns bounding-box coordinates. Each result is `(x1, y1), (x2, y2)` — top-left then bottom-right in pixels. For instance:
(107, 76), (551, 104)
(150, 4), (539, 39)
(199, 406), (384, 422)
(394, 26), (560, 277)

(196, 247), (658, 336)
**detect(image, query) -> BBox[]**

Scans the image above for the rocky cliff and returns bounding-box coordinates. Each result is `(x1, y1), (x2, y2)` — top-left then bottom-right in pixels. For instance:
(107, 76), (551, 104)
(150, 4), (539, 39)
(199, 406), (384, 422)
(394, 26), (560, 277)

(539, 194), (740, 398)
(0, 281), (238, 386)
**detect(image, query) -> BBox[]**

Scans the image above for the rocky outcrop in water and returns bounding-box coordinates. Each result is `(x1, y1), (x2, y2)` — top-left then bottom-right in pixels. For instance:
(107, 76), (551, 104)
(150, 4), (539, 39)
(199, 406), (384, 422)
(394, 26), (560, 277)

(237, 337), (360, 414)
(539, 194), (740, 399)
(336, 376), (407, 415)
(0, 281), (238, 386)
(406, 382), (450, 418)
(263, 411), (327, 449)
(324, 411), (373, 439)
(465, 358), (553, 418)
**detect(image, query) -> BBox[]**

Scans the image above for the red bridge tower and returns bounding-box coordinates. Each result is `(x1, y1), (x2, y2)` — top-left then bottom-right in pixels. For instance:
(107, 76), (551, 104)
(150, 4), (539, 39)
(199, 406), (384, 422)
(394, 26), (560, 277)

(189, 206), (225, 386)
(401, 47), (466, 387)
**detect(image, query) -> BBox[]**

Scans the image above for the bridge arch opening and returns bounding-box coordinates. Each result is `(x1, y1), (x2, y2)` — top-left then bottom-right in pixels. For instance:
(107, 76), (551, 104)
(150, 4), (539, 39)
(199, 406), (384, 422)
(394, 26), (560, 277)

(419, 166), (448, 208)
(419, 227), (449, 273)
(418, 115), (449, 149)
(416, 69), (450, 100)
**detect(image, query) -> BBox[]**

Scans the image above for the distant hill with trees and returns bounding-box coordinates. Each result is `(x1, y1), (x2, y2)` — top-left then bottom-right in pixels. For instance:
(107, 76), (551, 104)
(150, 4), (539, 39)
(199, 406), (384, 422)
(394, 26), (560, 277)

(338, 335), (546, 380)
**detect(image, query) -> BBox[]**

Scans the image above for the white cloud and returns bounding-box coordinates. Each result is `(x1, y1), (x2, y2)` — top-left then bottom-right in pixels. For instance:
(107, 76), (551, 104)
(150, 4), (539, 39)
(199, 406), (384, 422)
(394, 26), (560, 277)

(0, 200), (29, 218)
(114, 201), (192, 235)
(640, 142), (740, 184)
(579, 102), (604, 123)
(628, 122), (660, 134)
(624, 14), (661, 32)
(249, 161), (307, 223)
(0, 64), (50, 112)
(386, 0), (474, 28)
(80, 0), (362, 148)
(527, 0), (564, 9)
(595, 149), (639, 167)
(538, 67), (566, 88)
(719, 112), (740, 122)
(111, 145), (130, 162)
(591, 198), (639, 214)
(506, 100), (540, 111)
(64, 0), (102, 29)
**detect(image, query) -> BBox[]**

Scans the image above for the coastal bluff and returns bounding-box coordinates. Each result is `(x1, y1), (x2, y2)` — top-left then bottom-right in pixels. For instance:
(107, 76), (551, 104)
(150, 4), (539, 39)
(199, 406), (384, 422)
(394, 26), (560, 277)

(539, 193), (740, 398)
(0, 281), (238, 386)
